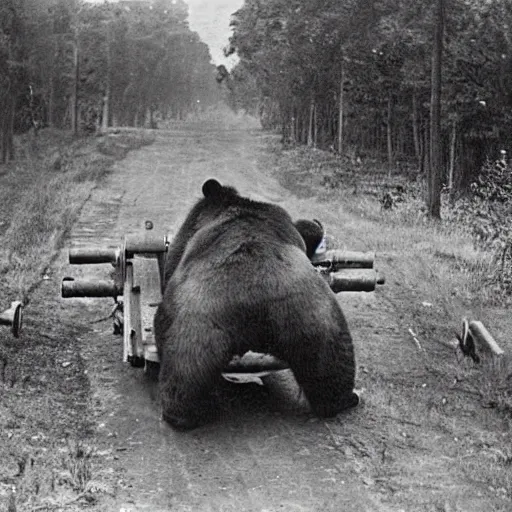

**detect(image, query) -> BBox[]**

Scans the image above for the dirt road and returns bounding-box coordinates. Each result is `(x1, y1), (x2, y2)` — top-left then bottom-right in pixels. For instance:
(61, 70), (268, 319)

(57, 124), (510, 511)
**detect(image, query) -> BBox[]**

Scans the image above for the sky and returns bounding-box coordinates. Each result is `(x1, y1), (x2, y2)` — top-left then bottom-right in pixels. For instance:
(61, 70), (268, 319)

(186, 0), (243, 68)
(83, 0), (244, 68)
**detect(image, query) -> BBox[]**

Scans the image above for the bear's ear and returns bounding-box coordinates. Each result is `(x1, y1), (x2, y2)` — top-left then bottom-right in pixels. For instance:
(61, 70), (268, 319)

(202, 179), (224, 198)
(294, 219), (325, 259)
(202, 179), (239, 200)
(313, 219), (323, 230)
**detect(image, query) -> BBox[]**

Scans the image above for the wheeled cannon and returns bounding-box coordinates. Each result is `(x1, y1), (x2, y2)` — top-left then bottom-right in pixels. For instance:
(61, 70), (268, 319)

(0, 301), (23, 338)
(62, 224), (385, 374)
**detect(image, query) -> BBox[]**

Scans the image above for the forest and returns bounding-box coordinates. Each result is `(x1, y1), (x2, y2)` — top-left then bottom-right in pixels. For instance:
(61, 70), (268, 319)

(227, 0), (512, 205)
(224, 0), (512, 295)
(1, 0), (511, 267)
(0, 0), (221, 162)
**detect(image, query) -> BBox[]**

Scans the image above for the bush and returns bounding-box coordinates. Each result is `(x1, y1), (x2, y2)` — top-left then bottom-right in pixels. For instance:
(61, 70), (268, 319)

(446, 155), (512, 295)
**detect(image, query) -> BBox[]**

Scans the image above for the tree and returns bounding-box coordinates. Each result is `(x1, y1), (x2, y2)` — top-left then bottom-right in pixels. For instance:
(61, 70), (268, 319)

(428, 0), (444, 218)
(0, 0), (222, 148)
(228, 0), (512, 203)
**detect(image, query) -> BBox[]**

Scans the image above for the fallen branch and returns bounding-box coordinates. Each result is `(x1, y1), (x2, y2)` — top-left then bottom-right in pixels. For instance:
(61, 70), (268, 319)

(30, 492), (90, 512)
(408, 328), (424, 351)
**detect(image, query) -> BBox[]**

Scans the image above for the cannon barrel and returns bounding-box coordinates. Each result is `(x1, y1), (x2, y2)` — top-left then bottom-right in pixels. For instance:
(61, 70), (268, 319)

(124, 233), (168, 256)
(61, 278), (122, 298)
(0, 301), (23, 338)
(69, 247), (119, 265)
(312, 250), (375, 270)
(325, 269), (385, 293)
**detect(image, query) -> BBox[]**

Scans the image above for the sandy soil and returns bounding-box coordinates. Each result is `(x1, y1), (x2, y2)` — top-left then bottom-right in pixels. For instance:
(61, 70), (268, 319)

(22, 124), (511, 511)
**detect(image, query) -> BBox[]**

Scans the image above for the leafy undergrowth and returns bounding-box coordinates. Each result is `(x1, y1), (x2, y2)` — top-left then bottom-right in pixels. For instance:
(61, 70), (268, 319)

(0, 128), (154, 511)
(269, 139), (512, 499)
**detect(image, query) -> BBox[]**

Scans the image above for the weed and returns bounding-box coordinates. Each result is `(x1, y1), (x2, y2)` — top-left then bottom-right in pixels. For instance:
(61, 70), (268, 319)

(59, 440), (94, 493)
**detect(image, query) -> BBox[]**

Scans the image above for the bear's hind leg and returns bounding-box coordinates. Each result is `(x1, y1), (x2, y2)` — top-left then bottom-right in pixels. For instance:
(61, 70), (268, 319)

(158, 325), (233, 430)
(277, 322), (359, 418)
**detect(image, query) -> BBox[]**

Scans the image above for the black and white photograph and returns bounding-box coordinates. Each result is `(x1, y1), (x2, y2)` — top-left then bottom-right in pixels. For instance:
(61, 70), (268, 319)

(0, 0), (511, 510)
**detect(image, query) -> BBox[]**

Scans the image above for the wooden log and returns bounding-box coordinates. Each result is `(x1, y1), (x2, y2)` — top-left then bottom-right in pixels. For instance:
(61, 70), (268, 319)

(224, 352), (289, 373)
(61, 278), (121, 298)
(468, 320), (505, 357)
(0, 301), (22, 338)
(312, 250), (375, 269)
(69, 247), (119, 265)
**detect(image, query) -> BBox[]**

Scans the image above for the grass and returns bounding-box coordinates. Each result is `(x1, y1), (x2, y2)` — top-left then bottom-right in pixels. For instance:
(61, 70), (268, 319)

(268, 140), (512, 504)
(0, 128), (154, 512)
(0, 129), (155, 303)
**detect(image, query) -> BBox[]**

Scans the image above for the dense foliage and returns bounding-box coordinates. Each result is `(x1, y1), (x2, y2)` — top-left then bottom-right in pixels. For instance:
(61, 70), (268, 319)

(227, 0), (512, 197)
(0, 0), (221, 161)
(449, 155), (512, 295)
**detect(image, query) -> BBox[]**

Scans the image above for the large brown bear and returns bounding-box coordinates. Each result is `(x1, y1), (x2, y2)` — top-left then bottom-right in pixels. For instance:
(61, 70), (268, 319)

(154, 179), (358, 430)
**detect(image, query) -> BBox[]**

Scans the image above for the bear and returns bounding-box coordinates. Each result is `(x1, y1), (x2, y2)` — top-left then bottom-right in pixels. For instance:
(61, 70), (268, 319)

(154, 178), (359, 430)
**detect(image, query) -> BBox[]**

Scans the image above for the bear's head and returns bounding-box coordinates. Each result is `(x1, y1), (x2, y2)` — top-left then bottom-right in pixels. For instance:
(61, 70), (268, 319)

(294, 218), (324, 258)
(201, 179), (325, 260)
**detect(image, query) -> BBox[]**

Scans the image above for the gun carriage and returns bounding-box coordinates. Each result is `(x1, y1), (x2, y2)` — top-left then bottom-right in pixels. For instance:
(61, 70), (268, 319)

(61, 225), (385, 375)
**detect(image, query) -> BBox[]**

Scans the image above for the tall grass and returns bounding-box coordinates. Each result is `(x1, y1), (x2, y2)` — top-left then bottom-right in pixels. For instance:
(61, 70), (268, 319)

(0, 129), (154, 301)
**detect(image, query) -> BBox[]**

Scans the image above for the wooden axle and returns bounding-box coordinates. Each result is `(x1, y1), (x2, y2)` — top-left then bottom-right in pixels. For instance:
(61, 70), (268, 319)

(69, 233), (168, 265)
(70, 239), (376, 271)
(61, 269), (384, 297)
(0, 301), (23, 338)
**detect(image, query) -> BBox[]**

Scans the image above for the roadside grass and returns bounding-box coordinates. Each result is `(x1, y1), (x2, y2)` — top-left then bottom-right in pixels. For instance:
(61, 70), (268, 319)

(0, 128), (154, 512)
(0, 129), (155, 302)
(269, 139), (512, 501)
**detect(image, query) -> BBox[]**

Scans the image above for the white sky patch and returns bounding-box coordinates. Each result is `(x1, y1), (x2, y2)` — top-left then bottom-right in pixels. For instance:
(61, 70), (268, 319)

(186, 0), (243, 68)
(83, 0), (243, 68)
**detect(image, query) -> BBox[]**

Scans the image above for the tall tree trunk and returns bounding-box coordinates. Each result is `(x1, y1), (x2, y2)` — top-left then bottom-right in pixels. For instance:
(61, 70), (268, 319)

(448, 118), (457, 198)
(301, 109), (307, 143)
(307, 99), (314, 147)
(1, 96), (7, 164)
(422, 122), (430, 176)
(101, 27), (112, 132)
(71, 40), (79, 135)
(338, 57), (344, 154)
(387, 96), (393, 176)
(428, 0), (444, 219)
(412, 90), (421, 167)
(327, 106), (332, 144)
(7, 92), (15, 161)
(313, 103), (318, 148)
(1, 91), (15, 164)
(48, 36), (58, 128)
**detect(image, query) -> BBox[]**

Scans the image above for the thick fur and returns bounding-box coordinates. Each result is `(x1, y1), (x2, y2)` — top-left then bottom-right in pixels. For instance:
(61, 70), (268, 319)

(154, 179), (358, 430)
